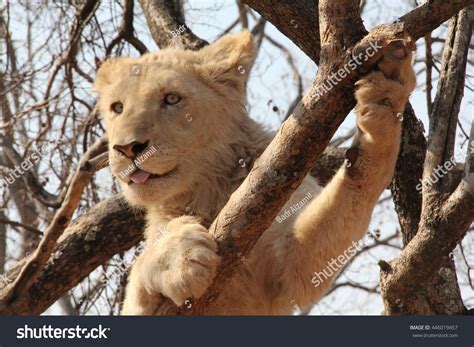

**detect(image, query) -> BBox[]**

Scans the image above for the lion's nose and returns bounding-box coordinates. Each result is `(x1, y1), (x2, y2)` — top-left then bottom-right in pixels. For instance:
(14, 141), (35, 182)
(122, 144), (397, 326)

(113, 140), (149, 159)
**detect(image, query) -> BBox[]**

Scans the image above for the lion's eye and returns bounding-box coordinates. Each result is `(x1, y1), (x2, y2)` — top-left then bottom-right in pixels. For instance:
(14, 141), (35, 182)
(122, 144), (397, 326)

(111, 102), (124, 114)
(164, 94), (181, 105)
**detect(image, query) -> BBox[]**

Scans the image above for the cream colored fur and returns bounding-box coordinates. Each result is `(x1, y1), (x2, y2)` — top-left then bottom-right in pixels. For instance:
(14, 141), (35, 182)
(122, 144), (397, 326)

(93, 31), (416, 315)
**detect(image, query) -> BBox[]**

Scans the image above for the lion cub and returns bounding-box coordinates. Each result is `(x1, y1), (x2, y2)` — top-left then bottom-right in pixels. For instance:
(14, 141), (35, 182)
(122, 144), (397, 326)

(93, 31), (415, 315)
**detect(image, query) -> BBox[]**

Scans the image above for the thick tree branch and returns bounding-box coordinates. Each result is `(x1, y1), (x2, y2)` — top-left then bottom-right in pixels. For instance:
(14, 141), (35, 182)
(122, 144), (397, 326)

(0, 195), (145, 315)
(389, 104), (426, 243)
(380, 6), (474, 315)
(380, 178), (474, 314)
(242, 0), (321, 63)
(424, 5), (472, 193)
(244, 0), (474, 65)
(400, 0), (474, 40)
(138, 0), (207, 50)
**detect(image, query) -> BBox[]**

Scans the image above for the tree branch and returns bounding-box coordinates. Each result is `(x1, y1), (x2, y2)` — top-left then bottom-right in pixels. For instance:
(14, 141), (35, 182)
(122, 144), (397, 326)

(138, 0), (208, 50)
(243, 0), (474, 64)
(424, 5), (472, 193)
(0, 195), (145, 315)
(242, 0), (321, 63)
(105, 0), (148, 56)
(0, 137), (108, 312)
(389, 104), (426, 244)
(380, 6), (474, 315)
(0, 135), (63, 208)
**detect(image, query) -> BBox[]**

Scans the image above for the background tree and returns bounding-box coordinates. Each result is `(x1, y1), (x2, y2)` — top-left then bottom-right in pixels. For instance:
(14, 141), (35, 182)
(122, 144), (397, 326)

(0, 0), (472, 315)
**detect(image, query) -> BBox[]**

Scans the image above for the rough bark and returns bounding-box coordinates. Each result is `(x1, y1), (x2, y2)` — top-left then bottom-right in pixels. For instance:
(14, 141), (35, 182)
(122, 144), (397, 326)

(389, 104), (426, 244)
(388, 105), (465, 315)
(242, 0), (321, 63)
(380, 182), (474, 315)
(380, 6), (474, 315)
(138, 0), (207, 50)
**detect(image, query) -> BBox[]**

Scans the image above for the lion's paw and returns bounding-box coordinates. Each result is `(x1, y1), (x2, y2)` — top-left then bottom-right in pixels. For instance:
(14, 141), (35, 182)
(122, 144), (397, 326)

(140, 224), (220, 306)
(377, 39), (415, 84)
(355, 40), (416, 113)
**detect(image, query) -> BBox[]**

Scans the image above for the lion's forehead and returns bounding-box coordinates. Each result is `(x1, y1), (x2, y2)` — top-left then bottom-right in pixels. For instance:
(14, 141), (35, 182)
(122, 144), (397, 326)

(112, 66), (196, 96)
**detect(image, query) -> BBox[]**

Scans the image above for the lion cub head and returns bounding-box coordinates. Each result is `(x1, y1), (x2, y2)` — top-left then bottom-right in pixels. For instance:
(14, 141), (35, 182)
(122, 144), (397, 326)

(93, 31), (256, 207)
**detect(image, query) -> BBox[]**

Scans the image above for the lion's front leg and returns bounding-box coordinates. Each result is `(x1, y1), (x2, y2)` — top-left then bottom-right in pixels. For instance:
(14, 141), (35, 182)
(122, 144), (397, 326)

(121, 254), (161, 315)
(271, 41), (416, 312)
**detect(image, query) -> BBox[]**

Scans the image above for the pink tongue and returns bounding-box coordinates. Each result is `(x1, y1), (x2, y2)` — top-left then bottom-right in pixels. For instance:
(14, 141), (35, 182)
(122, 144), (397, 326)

(130, 169), (151, 184)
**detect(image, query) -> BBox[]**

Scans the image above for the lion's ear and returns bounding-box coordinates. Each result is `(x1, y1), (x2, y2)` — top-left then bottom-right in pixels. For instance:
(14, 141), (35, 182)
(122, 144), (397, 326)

(93, 57), (135, 93)
(196, 31), (256, 91)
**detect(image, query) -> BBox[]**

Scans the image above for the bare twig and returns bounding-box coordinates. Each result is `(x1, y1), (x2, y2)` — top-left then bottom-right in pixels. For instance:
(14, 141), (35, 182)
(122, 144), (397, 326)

(105, 0), (148, 57)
